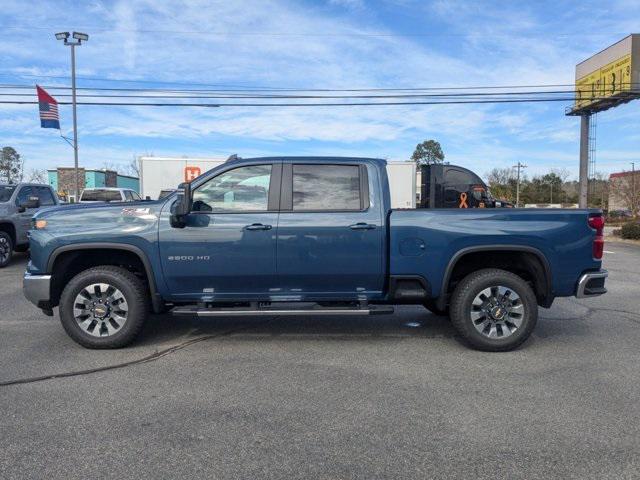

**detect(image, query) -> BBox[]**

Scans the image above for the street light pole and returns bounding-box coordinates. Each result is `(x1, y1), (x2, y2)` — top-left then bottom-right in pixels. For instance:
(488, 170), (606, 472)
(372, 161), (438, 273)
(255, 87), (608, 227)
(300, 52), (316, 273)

(513, 162), (527, 207)
(55, 31), (88, 201)
(70, 43), (79, 200)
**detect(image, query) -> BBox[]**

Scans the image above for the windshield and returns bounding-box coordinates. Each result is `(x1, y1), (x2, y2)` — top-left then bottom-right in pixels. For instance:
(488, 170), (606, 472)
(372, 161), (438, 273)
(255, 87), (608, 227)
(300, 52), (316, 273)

(0, 186), (16, 202)
(80, 189), (122, 202)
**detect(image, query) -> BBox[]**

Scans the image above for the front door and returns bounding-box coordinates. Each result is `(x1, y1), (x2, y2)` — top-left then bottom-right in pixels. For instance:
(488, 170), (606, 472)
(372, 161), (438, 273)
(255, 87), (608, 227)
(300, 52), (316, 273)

(14, 186), (42, 244)
(276, 162), (384, 299)
(159, 163), (280, 300)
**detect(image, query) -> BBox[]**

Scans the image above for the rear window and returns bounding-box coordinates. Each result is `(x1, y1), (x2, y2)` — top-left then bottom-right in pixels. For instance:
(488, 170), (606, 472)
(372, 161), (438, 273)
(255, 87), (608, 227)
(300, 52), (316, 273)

(81, 190), (122, 202)
(292, 164), (362, 211)
(34, 186), (56, 206)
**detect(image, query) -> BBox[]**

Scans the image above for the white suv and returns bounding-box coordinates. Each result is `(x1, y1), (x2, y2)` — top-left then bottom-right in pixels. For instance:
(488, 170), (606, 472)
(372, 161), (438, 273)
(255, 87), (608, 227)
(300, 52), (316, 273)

(79, 188), (142, 203)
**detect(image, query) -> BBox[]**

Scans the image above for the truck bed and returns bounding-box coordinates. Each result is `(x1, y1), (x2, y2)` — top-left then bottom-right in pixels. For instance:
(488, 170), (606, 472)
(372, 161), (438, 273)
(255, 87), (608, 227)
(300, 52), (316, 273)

(389, 208), (601, 300)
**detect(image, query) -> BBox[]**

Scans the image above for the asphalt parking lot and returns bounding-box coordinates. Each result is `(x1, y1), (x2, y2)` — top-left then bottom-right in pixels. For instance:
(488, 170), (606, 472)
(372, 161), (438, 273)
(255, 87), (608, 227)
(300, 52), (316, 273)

(1, 244), (639, 479)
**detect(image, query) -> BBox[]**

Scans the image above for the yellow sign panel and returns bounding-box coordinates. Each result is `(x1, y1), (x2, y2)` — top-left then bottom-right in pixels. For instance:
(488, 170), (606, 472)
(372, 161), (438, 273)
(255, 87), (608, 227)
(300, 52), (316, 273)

(575, 54), (632, 109)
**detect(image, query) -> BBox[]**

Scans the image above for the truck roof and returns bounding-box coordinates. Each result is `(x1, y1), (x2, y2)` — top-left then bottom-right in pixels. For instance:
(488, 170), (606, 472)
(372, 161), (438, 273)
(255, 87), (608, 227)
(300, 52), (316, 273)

(0, 182), (52, 187)
(234, 156), (386, 164)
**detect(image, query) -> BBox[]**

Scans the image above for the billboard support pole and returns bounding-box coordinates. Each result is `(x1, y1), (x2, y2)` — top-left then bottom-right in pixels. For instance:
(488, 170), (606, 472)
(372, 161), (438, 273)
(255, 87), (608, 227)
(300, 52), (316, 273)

(579, 114), (590, 208)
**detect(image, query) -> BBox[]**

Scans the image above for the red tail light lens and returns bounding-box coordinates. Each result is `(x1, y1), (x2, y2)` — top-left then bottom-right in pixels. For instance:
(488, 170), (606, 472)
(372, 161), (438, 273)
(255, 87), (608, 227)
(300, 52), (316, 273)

(588, 215), (604, 260)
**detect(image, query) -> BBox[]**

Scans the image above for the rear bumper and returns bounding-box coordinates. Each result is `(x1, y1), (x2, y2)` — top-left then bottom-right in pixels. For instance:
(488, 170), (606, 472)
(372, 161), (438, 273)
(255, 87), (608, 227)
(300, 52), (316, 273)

(576, 270), (608, 298)
(23, 272), (52, 308)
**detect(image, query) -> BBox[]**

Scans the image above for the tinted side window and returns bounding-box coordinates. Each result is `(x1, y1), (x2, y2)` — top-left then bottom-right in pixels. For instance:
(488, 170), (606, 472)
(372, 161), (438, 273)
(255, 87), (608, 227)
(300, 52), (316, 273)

(192, 165), (272, 212)
(34, 187), (55, 206)
(131, 191), (141, 200)
(124, 191), (133, 201)
(293, 164), (361, 211)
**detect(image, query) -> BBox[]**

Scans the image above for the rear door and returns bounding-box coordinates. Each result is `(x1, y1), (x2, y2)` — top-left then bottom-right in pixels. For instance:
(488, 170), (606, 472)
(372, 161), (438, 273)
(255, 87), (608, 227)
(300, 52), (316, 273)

(275, 162), (384, 298)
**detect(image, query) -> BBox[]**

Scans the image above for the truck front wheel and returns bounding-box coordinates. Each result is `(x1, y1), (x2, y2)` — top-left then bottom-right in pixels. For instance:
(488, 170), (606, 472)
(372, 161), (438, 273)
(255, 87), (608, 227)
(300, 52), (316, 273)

(59, 266), (148, 349)
(449, 268), (538, 352)
(0, 231), (13, 268)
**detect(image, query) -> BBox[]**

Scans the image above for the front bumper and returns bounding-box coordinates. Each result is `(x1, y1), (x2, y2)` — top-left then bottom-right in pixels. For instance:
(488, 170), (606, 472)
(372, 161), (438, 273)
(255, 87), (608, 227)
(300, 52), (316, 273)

(23, 272), (52, 309)
(576, 270), (608, 298)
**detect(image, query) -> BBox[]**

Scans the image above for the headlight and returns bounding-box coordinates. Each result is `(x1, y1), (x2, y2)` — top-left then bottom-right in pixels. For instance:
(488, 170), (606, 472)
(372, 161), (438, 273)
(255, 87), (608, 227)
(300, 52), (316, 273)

(33, 219), (48, 230)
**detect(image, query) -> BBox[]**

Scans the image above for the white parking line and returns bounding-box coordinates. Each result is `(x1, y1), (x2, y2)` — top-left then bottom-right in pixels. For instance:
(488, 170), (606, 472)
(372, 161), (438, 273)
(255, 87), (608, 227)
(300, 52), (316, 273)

(604, 250), (615, 254)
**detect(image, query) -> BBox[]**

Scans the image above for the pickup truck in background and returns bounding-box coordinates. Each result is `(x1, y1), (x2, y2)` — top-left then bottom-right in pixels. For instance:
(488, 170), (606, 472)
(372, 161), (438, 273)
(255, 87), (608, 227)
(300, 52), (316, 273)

(23, 157), (607, 351)
(0, 182), (60, 268)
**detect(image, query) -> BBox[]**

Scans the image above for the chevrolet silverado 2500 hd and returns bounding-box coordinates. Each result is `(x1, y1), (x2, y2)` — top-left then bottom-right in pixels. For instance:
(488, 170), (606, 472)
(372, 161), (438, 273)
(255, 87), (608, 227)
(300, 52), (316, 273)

(23, 157), (607, 351)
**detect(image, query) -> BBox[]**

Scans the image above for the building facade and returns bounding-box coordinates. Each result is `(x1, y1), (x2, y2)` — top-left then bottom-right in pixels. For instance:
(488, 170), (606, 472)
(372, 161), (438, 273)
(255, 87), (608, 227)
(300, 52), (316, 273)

(608, 170), (640, 212)
(48, 168), (140, 199)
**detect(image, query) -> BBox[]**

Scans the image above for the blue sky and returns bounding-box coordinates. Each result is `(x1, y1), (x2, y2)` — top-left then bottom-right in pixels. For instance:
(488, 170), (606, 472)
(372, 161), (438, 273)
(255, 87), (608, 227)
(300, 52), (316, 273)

(0, 0), (639, 179)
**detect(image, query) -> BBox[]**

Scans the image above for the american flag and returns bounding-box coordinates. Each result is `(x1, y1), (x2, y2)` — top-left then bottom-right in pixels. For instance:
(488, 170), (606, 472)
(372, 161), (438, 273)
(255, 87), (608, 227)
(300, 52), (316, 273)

(36, 85), (60, 129)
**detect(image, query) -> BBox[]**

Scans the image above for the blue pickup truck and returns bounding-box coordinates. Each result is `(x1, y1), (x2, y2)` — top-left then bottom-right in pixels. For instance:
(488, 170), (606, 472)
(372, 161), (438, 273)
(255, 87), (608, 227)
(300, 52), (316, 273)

(23, 157), (607, 351)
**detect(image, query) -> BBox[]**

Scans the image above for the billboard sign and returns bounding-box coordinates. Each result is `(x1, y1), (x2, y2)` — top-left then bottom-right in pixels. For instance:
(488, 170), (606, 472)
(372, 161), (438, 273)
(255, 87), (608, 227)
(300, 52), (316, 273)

(573, 34), (639, 113)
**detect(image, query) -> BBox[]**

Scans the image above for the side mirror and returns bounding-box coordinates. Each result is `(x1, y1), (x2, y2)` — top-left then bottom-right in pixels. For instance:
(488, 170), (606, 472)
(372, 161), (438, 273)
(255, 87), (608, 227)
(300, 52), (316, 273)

(170, 182), (192, 228)
(19, 196), (40, 212)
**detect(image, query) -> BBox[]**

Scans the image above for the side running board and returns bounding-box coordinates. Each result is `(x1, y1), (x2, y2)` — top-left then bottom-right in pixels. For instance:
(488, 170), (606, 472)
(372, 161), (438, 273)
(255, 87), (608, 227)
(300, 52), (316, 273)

(172, 303), (394, 317)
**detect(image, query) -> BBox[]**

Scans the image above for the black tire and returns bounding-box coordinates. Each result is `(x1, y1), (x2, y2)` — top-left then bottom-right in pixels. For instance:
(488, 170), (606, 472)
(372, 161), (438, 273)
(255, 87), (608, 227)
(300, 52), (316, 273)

(449, 268), (538, 352)
(59, 266), (148, 349)
(0, 231), (13, 268)
(423, 299), (449, 317)
(13, 244), (29, 253)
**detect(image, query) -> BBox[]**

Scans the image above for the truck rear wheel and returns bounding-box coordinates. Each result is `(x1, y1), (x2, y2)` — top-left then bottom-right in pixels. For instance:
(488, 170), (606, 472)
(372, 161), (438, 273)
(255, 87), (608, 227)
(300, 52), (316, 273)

(449, 268), (537, 351)
(59, 266), (148, 349)
(0, 231), (13, 268)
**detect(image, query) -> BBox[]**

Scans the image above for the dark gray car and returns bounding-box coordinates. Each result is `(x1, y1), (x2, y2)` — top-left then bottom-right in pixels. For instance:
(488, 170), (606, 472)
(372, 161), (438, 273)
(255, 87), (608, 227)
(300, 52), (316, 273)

(0, 183), (59, 267)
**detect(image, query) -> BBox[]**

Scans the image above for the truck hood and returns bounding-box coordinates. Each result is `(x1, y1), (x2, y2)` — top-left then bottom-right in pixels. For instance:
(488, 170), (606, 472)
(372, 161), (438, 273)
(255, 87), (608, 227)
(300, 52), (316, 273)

(32, 200), (166, 243)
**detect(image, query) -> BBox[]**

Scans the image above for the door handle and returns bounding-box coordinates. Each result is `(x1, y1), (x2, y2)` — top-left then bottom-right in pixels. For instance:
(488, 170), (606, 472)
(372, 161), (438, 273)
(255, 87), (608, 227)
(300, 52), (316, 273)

(349, 222), (376, 230)
(245, 223), (272, 231)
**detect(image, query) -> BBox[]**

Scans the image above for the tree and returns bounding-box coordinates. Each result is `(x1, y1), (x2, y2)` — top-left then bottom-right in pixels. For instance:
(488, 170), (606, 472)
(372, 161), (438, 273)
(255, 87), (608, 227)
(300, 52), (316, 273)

(485, 167), (517, 202)
(0, 147), (23, 183)
(125, 156), (140, 178)
(26, 168), (48, 184)
(102, 158), (140, 178)
(411, 140), (444, 165)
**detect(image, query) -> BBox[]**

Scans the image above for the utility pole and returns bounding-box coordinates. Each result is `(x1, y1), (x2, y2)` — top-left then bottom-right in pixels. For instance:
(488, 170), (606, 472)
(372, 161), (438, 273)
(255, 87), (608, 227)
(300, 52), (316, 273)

(578, 114), (590, 208)
(55, 32), (89, 201)
(513, 162), (527, 207)
(633, 162), (636, 216)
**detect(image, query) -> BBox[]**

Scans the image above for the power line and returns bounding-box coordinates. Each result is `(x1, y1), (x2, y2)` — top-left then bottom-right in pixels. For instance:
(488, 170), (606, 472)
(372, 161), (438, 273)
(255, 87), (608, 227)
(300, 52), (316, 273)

(2, 25), (630, 38)
(0, 96), (623, 107)
(0, 74), (628, 92)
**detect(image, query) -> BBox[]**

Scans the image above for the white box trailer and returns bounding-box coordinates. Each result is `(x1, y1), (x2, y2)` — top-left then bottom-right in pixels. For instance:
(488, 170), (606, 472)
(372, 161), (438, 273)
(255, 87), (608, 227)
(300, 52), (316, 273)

(139, 156), (226, 199)
(386, 161), (416, 209)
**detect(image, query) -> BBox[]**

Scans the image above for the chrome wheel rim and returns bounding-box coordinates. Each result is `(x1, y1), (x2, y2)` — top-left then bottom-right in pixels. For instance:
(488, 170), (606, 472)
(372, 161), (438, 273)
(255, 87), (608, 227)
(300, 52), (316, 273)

(470, 286), (524, 339)
(0, 236), (10, 263)
(73, 283), (129, 337)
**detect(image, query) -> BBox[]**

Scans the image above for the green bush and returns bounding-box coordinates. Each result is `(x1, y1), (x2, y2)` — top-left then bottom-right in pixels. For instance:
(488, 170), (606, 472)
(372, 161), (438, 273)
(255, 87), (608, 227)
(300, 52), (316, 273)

(620, 222), (640, 240)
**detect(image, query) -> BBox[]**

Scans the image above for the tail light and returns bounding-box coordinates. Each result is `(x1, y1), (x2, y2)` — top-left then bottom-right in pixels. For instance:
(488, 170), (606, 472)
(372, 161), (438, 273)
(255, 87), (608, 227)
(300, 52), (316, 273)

(588, 215), (604, 260)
